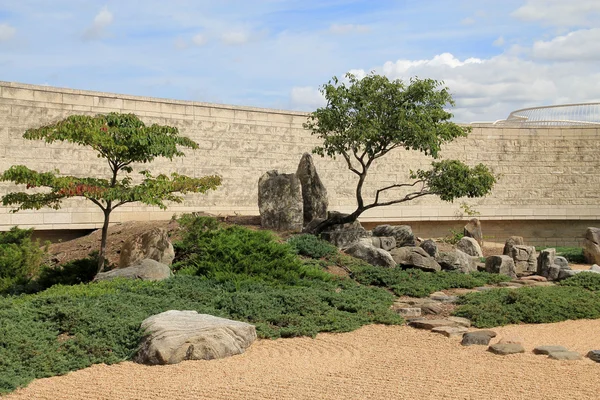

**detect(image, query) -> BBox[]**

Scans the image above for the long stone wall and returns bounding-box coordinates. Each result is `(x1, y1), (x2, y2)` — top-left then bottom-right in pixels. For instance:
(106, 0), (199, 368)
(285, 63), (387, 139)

(1, 81), (599, 244)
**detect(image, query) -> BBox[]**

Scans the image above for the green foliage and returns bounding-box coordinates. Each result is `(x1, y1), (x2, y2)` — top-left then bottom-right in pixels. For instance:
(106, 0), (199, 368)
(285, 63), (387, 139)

(0, 275), (401, 394)
(560, 272), (600, 291)
(535, 246), (586, 264)
(287, 234), (338, 259)
(35, 254), (100, 290)
(349, 265), (510, 297)
(441, 228), (464, 245)
(454, 286), (600, 328)
(0, 227), (47, 294)
(173, 215), (330, 283)
(0, 113), (221, 269)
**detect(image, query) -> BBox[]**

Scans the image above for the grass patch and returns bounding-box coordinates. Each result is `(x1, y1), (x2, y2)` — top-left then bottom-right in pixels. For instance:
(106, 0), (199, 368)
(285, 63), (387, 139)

(535, 246), (586, 264)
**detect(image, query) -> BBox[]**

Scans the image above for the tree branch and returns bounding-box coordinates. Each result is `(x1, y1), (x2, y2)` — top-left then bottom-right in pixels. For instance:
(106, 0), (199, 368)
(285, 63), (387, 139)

(374, 180), (425, 204)
(366, 191), (434, 209)
(86, 197), (106, 212)
(342, 152), (361, 175)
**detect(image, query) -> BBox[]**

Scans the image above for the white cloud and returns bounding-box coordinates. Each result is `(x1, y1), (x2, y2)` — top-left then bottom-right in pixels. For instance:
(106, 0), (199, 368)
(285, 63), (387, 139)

(221, 30), (250, 45)
(493, 36), (505, 47)
(329, 24), (370, 34)
(0, 23), (16, 42)
(460, 17), (476, 26)
(83, 6), (114, 40)
(512, 0), (600, 27)
(532, 28), (600, 61)
(192, 33), (208, 46)
(174, 37), (188, 49)
(290, 86), (325, 110)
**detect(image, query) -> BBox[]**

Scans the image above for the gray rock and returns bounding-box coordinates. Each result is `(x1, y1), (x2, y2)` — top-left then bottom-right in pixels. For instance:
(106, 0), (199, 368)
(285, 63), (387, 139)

(395, 308), (421, 317)
(537, 248), (556, 279)
(296, 153), (328, 226)
(94, 259), (172, 282)
(390, 246), (441, 272)
(548, 351), (582, 360)
(431, 326), (469, 337)
(409, 319), (461, 330)
(119, 227), (175, 268)
(533, 345), (569, 355)
(485, 255), (517, 278)
(134, 311), (256, 365)
(503, 236), (524, 256)
(488, 343), (525, 355)
(344, 242), (396, 268)
(464, 218), (483, 247)
(457, 237), (483, 257)
(372, 225), (415, 247)
(319, 212), (368, 248)
(583, 227), (600, 265)
(436, 250), (478, 274)
(420, 239), (438, 257)
(421, 302), (444, 315)
(554, 256), (569, 269)
(509, 245), (537, 274)
(461, 330), (497, 346)
(362, 236), (396, 251)
(258, 170), (303, 232)
(429, 292), (459, 303)
(446, 316), (471, 328)
(587, 350), (600, 362)
(591, 264), (600, 273)
(558, 269), (581, 280)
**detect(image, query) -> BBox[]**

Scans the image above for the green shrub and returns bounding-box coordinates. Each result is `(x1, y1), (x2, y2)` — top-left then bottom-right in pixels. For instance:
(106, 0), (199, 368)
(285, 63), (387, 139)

(559, 272), (600, 291)
(350, 265), (510, 297)
(287, 234), (338, 259)
(0, 227), (47, 294)
(442, 228), (464, 245)
(35, 253), (100, 290)
(0, 275), (401, 394)
(173, 215), (330, 283)
(535, 246), (586, 264)
(453, 286), (600, 328)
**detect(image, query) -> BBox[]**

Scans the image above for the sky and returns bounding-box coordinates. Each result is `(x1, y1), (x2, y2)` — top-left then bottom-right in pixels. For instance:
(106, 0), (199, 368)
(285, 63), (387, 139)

(0, 0), (599, 122)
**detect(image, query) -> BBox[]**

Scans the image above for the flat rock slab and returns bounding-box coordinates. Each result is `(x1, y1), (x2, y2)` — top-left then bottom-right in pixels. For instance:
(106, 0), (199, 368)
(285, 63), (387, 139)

(587, 350), (600, 362)
(396, 308), (422, 317)
(446, 316), (471, 328)
(488, 343), (525, 355)
(134, 310), (257, 365)
(533, 345), (569, 355)
(421, 303), (444, 315)
(520, 275), (547, 282)
(461, 330), (497, 346)
(94, 259), (172, 282)
(409, 319), (460, 330)
(431, 326), (468, 338)
(548, 351), (582, 361)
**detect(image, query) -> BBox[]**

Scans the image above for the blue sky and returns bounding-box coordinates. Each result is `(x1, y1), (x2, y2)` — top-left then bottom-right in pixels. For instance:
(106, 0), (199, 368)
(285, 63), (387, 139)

(1, 0), (599, 121)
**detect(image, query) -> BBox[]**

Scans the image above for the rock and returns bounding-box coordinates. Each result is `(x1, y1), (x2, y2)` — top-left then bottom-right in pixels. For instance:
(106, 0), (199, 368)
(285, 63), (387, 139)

(533, 345), (569, 355)
(134, 311), (256, 365)
(503, 236), (524, 256)
(475, 286), (495, 292)
(344, 242), (396, 268)
(429, 293), (459, 303)
(464, 218), (483, 247)
(296, 153), (328, 226)
(520, 275), (547, 282)
(457, 237), (483, 258)
(583, 227), (600, 264)
(119, 228), (175, 268)
(488, 343), (525, 355)
(530, 281), (555, 287)
(461, 330), (497, 346)
(485, 255), (517, 278)
(409, 319), (461, 330)
(390, 247), (441, 272)
(498, 282), (522, 288)
(537, 248), (556, 279)
(446, 316), (471, 328)
(362, 236), (396, 251)
(554, 256), (569, 269)
(436, 250), (478, 274)
(372, 225), (415, 247)
(258, 170), (303, 232)
(396, 308), (421, 317)
(509, 245), (537, 275)
(592, 264), (600, 273)
(317, 212), (369, 248)
(420, 239), (438, 257)
(558, 269), (581, 280)
(421, 302), (444, 315)
(548, 351), (582, 361)
(586, 350), (600, 362)
(431, 326), (469, 337)
(94, 259), (172, 282)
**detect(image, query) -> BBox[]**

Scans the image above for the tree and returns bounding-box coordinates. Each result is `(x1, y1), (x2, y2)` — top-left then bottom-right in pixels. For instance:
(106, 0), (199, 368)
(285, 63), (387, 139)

(0, 113), (221, 272)
(304, 72), (495, 234)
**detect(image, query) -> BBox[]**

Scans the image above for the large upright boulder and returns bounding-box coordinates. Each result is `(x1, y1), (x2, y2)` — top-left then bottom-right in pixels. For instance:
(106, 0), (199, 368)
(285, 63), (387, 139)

(372, 225), (415, 247)
(583, 227), (600, 265)
(537, 248), (559, 280)
(258, 170), (303, 232)
(457, 237), (483, 257)
(296, 153), (328, 226)
(345, 242), (396, 268)
(464, 218), (483, 247)
(95, 259), (172, 282)
(485, 255), (516, 278)
(390, 247), (441, 272)
(503, 236), (524, 256)
(134, 311), (257, 365)
(119, 227), (175, 268)
(509, 245), (537, 275)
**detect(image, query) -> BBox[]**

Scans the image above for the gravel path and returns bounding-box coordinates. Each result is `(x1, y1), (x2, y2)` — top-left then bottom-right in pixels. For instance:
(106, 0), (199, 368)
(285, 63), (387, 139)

(6, 319), (600, 400)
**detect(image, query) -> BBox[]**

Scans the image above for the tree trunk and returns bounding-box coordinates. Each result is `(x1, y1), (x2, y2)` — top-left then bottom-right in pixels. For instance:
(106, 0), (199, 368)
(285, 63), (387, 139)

(97, 208), (111, 273)
(306, 208), (364, 235)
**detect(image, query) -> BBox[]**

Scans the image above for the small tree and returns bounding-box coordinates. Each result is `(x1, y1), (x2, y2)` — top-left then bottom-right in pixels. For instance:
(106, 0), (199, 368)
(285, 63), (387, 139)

(304, 73), (495, 234)
(0, 113), (221, 272)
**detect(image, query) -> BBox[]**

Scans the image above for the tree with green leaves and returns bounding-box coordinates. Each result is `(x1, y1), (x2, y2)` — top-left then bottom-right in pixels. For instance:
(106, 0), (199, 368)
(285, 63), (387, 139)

(304, 72), (495, 234)
(0, 113), (221, 272)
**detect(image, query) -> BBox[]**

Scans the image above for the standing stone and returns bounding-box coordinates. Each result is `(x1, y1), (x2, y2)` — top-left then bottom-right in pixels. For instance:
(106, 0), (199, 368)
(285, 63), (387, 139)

(583, 227), (600, 265)
(420, 239), (438, 257)
(464, 218), (483, 247)
(457, 237), (483, 257)
(372, 225), (415, 247)
(485, 255), (517, 278)
(509, 245), (538, 275)
(503, 236), (524, 256)
(119, 228), (175, 269)
(296, 153), (328, 226)
(537, 248), (558, 280)
(258, 170), (303, 232)
(344, 242), (396, 268)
